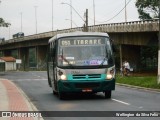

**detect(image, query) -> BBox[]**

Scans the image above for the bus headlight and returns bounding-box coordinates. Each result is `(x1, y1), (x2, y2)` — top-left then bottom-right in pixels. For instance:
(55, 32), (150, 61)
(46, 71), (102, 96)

(106, 74), (113, 79)
(106, 66), (115, 80)
(60, 74), (67, 80)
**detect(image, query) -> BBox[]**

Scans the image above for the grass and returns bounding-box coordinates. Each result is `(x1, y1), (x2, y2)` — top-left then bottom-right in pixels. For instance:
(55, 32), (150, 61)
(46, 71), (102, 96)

(116, 75), (160, 89)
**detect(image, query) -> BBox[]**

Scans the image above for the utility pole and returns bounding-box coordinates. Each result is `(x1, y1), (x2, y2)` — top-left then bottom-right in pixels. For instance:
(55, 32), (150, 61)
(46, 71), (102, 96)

(125, 0), (127, 22)
(20, 12), (23, 32)
(83, 9), (88, 32)
(34, 6), (38, 34)
(85, 9), (88, 32)
(158, 0), (160, 84)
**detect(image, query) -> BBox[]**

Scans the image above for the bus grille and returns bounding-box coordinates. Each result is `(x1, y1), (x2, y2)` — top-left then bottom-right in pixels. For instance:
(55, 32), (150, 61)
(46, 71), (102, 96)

(75, 83), (100, 89)
(72, 74), (101, 79)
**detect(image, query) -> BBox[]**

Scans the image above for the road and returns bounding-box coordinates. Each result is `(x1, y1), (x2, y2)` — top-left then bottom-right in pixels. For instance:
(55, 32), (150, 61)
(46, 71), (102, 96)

(1, 71), (160, 120)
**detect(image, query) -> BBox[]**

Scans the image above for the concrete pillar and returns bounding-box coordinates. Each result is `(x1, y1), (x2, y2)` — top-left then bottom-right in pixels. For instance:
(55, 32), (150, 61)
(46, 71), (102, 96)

(19, 47), (28, 71)
(37, 45), (47, 70)
(28, 47), (37, 69)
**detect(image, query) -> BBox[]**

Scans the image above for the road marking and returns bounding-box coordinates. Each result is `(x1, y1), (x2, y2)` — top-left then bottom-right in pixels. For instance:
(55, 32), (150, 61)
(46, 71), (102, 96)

(31, 73), (46, 78)
(112, 99), (145, 109)
(112, 98), (130, 105)
(138, 106), (143, 109)
(11, 79), (47, 81)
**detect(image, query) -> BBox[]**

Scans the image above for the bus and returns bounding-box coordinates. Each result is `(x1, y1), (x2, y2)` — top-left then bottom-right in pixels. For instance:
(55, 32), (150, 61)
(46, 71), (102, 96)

(47, 32), (115, 99)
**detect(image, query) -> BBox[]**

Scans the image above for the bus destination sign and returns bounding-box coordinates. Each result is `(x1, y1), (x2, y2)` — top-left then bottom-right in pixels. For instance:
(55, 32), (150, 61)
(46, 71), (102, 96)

(60, 39), (105, 46)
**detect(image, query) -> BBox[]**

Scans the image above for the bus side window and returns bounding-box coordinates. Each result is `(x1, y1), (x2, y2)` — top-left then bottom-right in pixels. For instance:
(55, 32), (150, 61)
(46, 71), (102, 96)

(49, 42), (53, 62)
(50, 42), (56, 65)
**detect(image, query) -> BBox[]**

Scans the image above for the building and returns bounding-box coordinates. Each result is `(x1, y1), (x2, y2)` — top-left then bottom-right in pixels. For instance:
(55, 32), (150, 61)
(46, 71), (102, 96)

(0, 57), (16, 71)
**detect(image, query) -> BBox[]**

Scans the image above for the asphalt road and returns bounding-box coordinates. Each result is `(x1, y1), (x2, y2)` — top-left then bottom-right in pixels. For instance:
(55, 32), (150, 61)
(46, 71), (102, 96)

(1, 71), (160, 120)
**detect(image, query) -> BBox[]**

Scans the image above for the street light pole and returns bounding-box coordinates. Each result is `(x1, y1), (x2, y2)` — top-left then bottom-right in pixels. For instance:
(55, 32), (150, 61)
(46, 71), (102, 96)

(158, 0), (160, 84)
(125, 0), (127, 22)
(20, 12), (23, 32)
(93, 0), (95, 25)
(70, 0), (72, 28)
(34, 6), (38, 34)
(61, 2), (88, 31)
(65, 19), (78, 27)
(51, 0), (54, 31)
(61, 2), (85, 23)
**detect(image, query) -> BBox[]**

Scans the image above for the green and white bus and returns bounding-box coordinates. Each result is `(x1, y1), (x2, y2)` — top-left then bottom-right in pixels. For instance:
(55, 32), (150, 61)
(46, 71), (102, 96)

(47, 32), (115, 99)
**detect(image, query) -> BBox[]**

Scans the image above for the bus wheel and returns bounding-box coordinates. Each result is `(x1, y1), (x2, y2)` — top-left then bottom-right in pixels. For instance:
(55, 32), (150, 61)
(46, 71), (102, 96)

(53, 90), (58, 95)
(104, 91), (111, 99)
(48, 79), (52, 87)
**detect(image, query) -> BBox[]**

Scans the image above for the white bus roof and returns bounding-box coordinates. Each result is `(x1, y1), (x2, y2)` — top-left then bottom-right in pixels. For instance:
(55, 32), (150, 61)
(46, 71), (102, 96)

(49, 31), (109, 43)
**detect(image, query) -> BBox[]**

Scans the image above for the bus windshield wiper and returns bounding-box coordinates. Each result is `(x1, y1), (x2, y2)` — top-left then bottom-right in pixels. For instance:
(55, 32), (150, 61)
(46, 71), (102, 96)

(61, 49), (74, 68)
(100, 57), (107, 65)
(98, 46), (108, 67)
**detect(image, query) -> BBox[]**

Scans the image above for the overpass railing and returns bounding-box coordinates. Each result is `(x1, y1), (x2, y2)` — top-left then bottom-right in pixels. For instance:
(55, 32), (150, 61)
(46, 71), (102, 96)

(0, 19), (159, 45)
(88, 19), (159, 32)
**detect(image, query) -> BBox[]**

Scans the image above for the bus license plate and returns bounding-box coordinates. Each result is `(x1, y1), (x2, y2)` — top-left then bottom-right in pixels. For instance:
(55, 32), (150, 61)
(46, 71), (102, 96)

(82, 88), (92, 92)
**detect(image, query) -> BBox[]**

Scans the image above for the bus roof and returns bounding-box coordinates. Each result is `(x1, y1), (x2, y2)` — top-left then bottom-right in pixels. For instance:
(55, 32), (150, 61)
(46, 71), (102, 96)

(48, 31), (109, 43)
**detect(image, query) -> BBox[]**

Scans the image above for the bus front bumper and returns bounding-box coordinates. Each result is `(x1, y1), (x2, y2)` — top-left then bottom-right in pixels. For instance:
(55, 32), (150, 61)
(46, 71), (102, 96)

(57, 79), (115, 93)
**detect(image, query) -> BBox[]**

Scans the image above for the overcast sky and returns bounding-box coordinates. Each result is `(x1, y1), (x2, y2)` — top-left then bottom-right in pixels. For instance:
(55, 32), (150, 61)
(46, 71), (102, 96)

(0, 0), (139, 40)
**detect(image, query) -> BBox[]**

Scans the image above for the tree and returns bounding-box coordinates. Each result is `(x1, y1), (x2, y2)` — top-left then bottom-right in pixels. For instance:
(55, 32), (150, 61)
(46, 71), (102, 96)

(135, 0), (159, 20)
(0, 18), (11, 27)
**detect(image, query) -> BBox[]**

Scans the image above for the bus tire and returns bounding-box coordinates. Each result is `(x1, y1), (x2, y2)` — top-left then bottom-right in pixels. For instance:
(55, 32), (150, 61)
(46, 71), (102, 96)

(104, 91), (111, 99)
(48, 79), (52, 87)
(53, 90), (58, 95)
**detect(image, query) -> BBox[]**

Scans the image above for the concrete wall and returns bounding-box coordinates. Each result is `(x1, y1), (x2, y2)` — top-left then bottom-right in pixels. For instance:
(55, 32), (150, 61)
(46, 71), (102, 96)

(5, 62), (16, 71)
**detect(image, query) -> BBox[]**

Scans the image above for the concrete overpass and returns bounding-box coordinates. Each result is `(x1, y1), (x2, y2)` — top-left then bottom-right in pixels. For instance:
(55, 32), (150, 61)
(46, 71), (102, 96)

(0, 19), (159, 71)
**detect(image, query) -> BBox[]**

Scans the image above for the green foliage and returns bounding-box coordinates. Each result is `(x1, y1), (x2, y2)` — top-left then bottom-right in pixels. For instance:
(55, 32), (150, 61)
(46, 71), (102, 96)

(140, 46), (158, 70)
(116, 75), (160, 89)
(135, 0), (159, 20)
(0, 18), (11, 27)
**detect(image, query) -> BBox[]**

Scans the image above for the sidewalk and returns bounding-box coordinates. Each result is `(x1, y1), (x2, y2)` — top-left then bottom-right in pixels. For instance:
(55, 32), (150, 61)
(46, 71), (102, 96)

(0, 78), (44, 120)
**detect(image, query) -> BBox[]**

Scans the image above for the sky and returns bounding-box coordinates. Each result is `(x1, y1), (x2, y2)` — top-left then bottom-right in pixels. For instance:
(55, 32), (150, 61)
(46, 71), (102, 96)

(0, 0), (139, 40)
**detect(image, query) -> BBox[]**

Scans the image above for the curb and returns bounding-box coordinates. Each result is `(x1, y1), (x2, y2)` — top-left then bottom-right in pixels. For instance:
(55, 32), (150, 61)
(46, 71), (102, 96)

(0, 79), (44, 120)
(116, 83), (160, 93)
(14, 82), (44, 120)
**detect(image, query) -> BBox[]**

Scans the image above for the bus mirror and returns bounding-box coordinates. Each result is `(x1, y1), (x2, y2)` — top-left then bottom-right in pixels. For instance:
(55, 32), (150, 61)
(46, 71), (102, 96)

(53, 61), (56, 66)
(112, 44), (116, 53)
(109, 38), (114, 45)
(109, 38), (116, 52)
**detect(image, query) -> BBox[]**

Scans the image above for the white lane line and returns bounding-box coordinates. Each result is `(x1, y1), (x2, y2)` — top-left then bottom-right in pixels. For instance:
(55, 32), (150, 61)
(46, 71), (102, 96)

(138, 106), (143, 109)
(11, 79), (47, 81)
(112, 98), (131, 105)
(31, 73), (46, 79)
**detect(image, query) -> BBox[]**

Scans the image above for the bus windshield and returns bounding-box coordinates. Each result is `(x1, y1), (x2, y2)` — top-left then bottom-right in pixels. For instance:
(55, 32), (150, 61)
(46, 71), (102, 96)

(57, 36), (113, 68)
